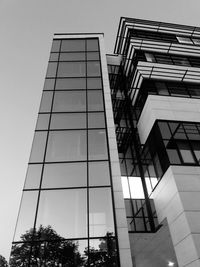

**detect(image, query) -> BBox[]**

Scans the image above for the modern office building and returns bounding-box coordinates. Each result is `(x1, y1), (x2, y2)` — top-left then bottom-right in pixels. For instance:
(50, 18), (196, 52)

(10, 18), (200, 267)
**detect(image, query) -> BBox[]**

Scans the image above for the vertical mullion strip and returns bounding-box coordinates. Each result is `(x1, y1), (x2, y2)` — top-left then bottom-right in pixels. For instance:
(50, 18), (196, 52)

(31, 39), (61, 255)
(85, 39), (90, 267)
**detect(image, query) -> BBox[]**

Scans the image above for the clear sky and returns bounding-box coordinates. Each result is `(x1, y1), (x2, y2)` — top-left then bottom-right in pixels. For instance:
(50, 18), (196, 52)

(0, 0), (200, 261)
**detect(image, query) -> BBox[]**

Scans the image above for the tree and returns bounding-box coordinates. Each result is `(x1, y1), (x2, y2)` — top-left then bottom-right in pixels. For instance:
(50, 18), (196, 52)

(0, 255), (8, 267)
(10, 225), (85, 267)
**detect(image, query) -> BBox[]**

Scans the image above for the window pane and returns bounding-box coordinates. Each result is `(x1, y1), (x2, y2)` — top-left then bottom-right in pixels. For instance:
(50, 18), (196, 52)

(50, 113), (86, 129)
(36, 189), (87, 238)
(87, 52), (100, 60)
(89, 188), (114, 237)
(46, 130), (87, 162)
(178, 142), (195, 163)
(87, 78), (102, 89)
(89, 161), (110, 186)
(43, 78), (55, 90)
(29, 131), (47, 163)
(42, 162), (87, 188)
(61, 39), (85, 52)
(86, 39), (99, 51)
(129, 177), (144, 198)
(49, 53), (59, 61)
(167, 149), (181, 164)
(14, 191), (38, 241)
(24, 164), (43, 189)
(88, 91), (104, 111)
(46, 62), (57, 77)
(53, 91), (86, 112)
(59, 52), (85, 61)
(55, 78), (86, 90)
(39, 91), (53, 112)
(88, 130), (108, 160)
(158, 122), (171, 139)
(87, 62), (101, 76)
(88, 113), (105, 128)
(36, 114), (50, 130)
(51, 40), (61, 52)
(57, 62), (86, 77)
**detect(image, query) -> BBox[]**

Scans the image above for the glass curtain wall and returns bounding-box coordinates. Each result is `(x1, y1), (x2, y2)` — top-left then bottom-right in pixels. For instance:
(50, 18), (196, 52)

(10, 38), (119, 266)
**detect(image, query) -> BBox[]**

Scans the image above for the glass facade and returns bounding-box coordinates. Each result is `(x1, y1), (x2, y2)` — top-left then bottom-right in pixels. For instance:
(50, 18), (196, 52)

(10, 37), (119, 266)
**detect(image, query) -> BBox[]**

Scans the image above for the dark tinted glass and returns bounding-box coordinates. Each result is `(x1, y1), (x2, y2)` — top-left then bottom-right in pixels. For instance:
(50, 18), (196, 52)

(24, 164), (42, 189)
(57, 62), (86, 77)
(46, 130), (87, 162)
(88, 91), (104, 111)
(51, 40), (61, 52)
(87, 77), (102, 89)
(61, 39), (85, 52)
(36, 114), (50, 130)
(55, 78), (86, 90)
(46, 62), (57, 77)
(39, 91), (53, 112)
(88, 113), (105, 128)
(59, 52), (85, 61)
(87, 52), (100, 60)
(49, 53), (59, 61)
(50, 113), (86, 129)
(89, 161), (110, 186)
(86, 39), (99, 51)
(88, 130), (108, 160)
(89, 188), (114, 237)
(43, 78), (55, 90)
(14, 191), (38, 241)
(36, 189), (87, 238)
(29, 131), (47, 162)
(53, 91), (86, 112)
(87, 62), (101, 76)
(42, 162), (87, 188)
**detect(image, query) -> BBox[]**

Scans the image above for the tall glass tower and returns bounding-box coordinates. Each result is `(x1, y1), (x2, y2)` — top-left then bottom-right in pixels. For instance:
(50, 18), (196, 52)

(10, 18), (200, 267)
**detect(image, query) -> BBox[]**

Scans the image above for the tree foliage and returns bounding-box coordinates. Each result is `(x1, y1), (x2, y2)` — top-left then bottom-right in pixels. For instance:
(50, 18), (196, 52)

(0, 255), (8, 267)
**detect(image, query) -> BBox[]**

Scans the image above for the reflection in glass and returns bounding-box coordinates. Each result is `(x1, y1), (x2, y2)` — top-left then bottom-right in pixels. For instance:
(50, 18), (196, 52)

(86, 39), (99, 51)
(87, 77), (102, 89)
(14, 191), (38, 241)
(88, 91), (104, 111)
(89, 161), (110, 186)
(57, 62), (86, 77)
(39, 91), (53, 113)
(89, 188), (114, 237)
(178, 142), (195, 163)
(46, 62), (57, 77)
(36, 113), (50, 130)
(87, 62), (101, 76)
(53, 91), (86, 112)
(59, 52), (85, 61)
(88, 130), (108, 160)
(89, 235), (118, 267)
(88, 113), (105, 128)
(36, 189), (87, 238)
(55, 78), (86, 90)
(42, 162), (87, 188)
(24, 164), (42, 189)
(50, 113), (86, 129)
(61, 39), (85, 52)
(29, 131), (47, 163)
(43, 78), (55, 90)
(46, 130), (87, 162)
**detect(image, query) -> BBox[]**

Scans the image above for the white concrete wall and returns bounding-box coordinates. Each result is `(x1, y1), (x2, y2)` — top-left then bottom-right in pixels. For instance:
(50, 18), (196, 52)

(99, 36), (133, 267)
(137, 95), (200, 144)
(152, 166), (200, 267)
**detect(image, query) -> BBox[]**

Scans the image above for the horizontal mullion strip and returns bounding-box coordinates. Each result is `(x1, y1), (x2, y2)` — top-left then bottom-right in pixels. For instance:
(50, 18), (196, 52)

(38, 110), (104, 115)
(35, 127), (106, 132)
(28, 159), (110, 164)
(23, 185), (111, 191)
